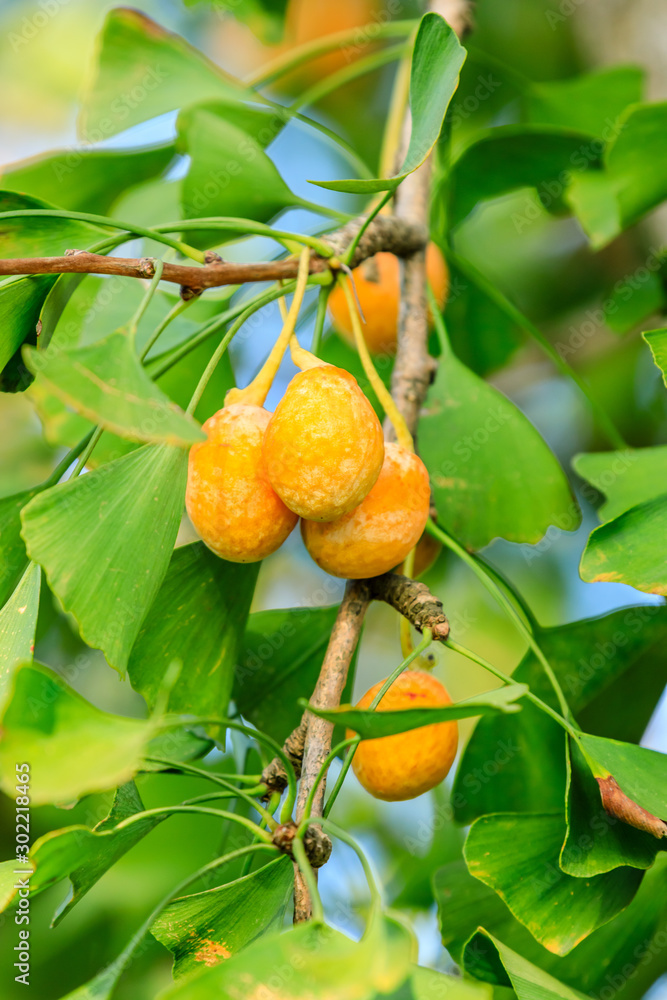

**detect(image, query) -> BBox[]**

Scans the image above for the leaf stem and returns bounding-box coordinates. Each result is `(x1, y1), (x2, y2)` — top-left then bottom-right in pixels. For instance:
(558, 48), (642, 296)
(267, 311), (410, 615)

(246, 20), (416, 89)
(445, 637), (579, 738)
(151, 282), (295, 380)
(342, 191), (393, 267)
(112, 803), (273, 841)
(184, 283), (293, 415)
(144, 756), (276, 828)
(153, 218), (333, 257)
(139, 297), (192, 362)
(373, 44), (413, 207)
(0, 209), (205, 262)
(303, 736), (358, 822)
(42, 430), (95, 487)
(174, 717), (299, 825)
(290, 42), (410, 113)
(301, 815), (382, 910)
(311, 285), (331, 355)
(71, 426), (103, 477)
(426, 518), (573, 722)
(126, 258), (164, 340)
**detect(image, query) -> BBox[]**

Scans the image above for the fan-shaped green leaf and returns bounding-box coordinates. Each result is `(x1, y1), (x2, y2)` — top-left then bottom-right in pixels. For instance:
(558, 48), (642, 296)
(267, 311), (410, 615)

(643, 328), (667, 385)
(579, 494), (667, 596)
(179, 107), (301, 247)
(523, 66), (644, 137)
(312, 13), (466, 193)
(562, 739), (659, 877)
(420, 341), (578, 548)
(151, 856), (293, 978)
(449, 125), (600, 228)
(158, 911), (415, 1000)
(566, 103), (667, 247)
(129, 542), (258, 721)
(79, 8), (250, 139)
(23, 332), (205, 446)
(464, 813), (643, 955)
(436, 856), (667, 997)
(452, 605), (667, 824)
(0, 664), (157, 804)
(463, 931), (588, 1000)
(0, 561), (40, 715)
(21, 444), (187, 672)
(579, 733), (667, 822)
(573, 447), (667, 521)
(1, 142), (176, 215)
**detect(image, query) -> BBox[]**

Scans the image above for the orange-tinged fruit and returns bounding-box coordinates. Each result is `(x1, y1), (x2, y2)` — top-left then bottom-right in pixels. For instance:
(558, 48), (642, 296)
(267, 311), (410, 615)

(329, 243), (449, 356)
(301, 443), (430, 578)
(349, 670), (458, 801)
(284, 0), (381, 82)
(263, 365), (384, 522)
(186, 403), (297, 563)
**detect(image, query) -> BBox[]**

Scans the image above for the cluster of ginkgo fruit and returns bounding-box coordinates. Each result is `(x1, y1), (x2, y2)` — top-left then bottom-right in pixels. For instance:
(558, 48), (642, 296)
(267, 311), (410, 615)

(186, 244), (449, 579)
(185, 245), (458, 801)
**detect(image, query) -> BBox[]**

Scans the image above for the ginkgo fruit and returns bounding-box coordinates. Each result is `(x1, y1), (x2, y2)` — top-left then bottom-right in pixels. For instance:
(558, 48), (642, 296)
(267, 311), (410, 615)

(186, 404), (297, 563)
(262, 365), (384, 521)
(328, 243), (449, 356)
(301, 443), (430, 578)
(349, 670), (458, 801)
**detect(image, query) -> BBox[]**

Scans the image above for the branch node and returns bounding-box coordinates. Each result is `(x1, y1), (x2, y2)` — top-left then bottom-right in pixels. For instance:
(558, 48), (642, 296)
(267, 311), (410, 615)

(204, 250), (226, 264)
(368, 573), (449, 640)
(261, 717), (308, 798)
(180, 284), (202, 301)
(272, 821), (332, 868)
(137, 257), (156, 278)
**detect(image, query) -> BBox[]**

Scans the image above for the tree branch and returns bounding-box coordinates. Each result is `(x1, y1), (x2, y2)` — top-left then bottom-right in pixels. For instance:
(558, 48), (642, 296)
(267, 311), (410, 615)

(292, 580), (370, 922)
(286, 0), (471, 922)
(0, 215), (428, 295)
(367, 573), (449, 639)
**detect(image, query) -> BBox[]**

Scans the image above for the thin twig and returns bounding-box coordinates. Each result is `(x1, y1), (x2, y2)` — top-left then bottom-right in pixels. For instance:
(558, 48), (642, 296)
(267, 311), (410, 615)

(0, 216), (428, 295)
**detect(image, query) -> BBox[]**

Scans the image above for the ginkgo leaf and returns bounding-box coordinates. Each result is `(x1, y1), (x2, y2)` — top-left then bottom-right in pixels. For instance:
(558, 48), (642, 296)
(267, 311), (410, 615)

(23, 332), (205, 447)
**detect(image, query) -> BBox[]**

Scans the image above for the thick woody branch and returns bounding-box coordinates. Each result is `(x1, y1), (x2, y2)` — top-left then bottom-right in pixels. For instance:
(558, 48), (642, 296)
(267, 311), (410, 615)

(288, 0), (471, 923)
(260, 573), (449, 796)
(292, 580), (370, 923)
(0, 215), (428, 294)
